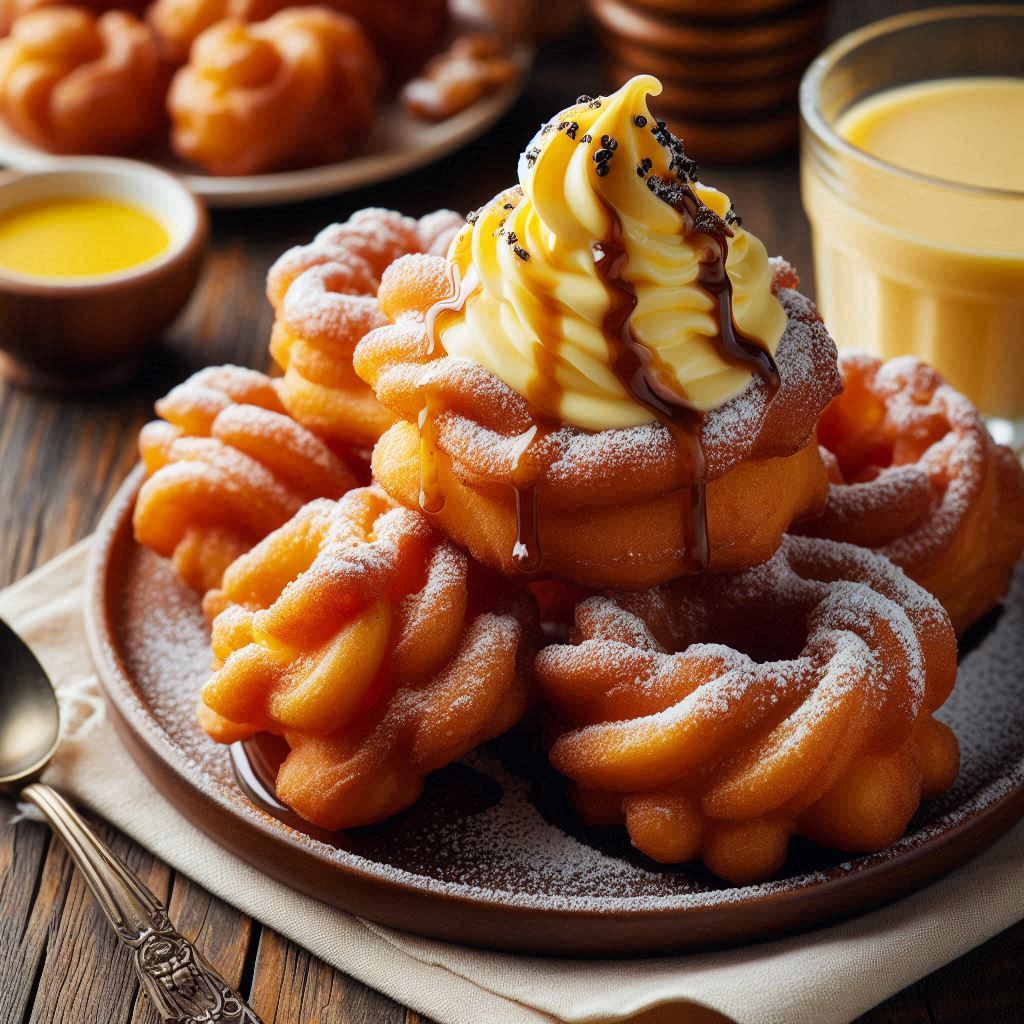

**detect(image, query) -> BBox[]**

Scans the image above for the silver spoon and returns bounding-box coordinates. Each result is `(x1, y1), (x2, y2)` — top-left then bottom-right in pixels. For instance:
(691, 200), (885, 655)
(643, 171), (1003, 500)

(0, 618), (262, 1023)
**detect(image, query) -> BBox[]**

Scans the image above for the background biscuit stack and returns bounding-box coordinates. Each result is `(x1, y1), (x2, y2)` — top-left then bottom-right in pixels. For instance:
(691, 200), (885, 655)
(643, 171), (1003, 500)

(588, 0), (828, 162)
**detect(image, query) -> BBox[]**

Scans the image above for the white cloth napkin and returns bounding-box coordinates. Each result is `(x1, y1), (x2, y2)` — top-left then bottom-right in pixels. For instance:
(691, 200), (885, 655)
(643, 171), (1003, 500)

(4, 540), (1023, 1024)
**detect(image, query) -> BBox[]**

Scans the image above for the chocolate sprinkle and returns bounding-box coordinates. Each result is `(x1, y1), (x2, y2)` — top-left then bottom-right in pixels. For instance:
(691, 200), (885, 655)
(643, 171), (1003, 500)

(634, 115), (648, 127)
(513, 246), (531, 261)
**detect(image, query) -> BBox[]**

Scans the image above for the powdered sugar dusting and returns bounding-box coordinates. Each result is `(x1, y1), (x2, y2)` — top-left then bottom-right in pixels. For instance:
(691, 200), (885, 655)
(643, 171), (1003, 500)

(110, 538), (1024, 912)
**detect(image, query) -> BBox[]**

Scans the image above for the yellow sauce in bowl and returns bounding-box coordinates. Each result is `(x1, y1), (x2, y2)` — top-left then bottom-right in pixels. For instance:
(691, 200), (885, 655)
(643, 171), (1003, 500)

(0, 197), (169, 279)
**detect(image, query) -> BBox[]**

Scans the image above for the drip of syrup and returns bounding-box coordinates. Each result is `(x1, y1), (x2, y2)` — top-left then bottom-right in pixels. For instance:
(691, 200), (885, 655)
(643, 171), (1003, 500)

(423, 262), (478, 352)
(418, 401), (445, 514)
(508, 425), (545, 573)
(418, 262), (481, 517)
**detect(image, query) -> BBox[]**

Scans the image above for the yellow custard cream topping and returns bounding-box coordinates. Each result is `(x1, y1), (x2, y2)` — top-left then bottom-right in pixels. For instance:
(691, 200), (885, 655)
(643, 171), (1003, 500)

(438, 75), (786, 430)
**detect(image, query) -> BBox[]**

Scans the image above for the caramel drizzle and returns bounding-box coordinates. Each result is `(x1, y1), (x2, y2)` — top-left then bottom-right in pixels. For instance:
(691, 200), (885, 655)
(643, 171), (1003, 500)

(417, 262), (481, 516)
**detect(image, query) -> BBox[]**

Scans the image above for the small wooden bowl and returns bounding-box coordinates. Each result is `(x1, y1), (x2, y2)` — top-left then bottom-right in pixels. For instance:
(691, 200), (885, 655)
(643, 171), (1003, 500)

(0, 160), (208, 391)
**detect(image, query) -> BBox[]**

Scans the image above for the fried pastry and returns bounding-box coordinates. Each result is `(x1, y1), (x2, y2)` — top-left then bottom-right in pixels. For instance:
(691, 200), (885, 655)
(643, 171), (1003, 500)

(0, 0), (146, 37)
(200, 487), (538, 830)
(267, 207), (464, 453)
(0, 7), (168, 154)
(134, 365), (360, 599)
(355, 77), (841, 589)
(148, 0), (445, 76)
(167, 7), (380, 176)
(401, 33), (521, 122)
(799, 352), (1024, 634)
(535, 535), (960, 883)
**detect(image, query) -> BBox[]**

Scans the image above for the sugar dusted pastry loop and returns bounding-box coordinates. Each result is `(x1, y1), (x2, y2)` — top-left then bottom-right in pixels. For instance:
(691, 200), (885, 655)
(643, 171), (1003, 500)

(267, 208), (464, 451)
(355, 78), (844, 587)
(799, 352), (1024, 634)
(0, 7), (168, 154)
(167, 7), (380, 176)
(536, 535), (960, 883)
(357, 255), (842, 587)
(133, 365), (359, 599)
(200, 486), (538, 830)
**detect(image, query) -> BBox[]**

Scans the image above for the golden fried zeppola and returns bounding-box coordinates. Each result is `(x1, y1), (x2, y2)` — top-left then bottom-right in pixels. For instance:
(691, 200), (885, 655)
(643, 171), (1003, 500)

(535, 536), (960, 883)
(0, 7), (168, 154)
(133, 365), (359, 599)
(147, 0), (446, 75)
(199, 487), (538, 830)
(799, 353), (1024, 634)
(0, 0), (147, 37)
(358, 255), (839, 587)
(167, 7), (380, 175)
(354, 78), (841, 586)
(268, 207), (464, 452)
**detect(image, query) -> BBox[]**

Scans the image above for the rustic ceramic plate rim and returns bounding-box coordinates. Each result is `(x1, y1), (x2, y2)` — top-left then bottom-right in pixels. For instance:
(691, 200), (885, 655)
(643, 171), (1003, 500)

(0, 52), (531, 209)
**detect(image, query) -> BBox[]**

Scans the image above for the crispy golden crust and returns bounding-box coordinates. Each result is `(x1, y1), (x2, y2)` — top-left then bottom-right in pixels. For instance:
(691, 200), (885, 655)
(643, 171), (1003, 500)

(354, 254), (841, 587)
(267, 208), (464, 452)
(133, 365), (360, 599)
(167, 7), (380, 175)
(0, 7), (168, 154)
(798, 353), (1024, 634)
(200, 486), (538, 830)
(148, 0), (445, 75)
(535, 535), (959, 883)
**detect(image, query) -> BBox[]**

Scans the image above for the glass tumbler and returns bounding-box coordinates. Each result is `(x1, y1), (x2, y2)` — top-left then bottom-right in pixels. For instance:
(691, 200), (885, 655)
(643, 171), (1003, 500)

(800, 6), (1024, 445)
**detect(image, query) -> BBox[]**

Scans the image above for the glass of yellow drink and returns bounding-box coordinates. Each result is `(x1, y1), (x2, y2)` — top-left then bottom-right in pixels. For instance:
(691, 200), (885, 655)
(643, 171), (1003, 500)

(800, 6), (1024, 444)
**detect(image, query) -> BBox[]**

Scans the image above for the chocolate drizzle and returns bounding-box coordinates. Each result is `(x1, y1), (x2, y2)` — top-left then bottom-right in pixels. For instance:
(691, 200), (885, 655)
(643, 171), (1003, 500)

(592, 168), (781, 572)
(594, 228), (709, 570)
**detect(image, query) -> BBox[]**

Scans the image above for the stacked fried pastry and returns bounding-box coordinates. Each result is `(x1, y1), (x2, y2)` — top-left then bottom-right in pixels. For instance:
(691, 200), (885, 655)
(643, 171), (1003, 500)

(0, 0), (519, 173)
(134, 76), (1023, 883)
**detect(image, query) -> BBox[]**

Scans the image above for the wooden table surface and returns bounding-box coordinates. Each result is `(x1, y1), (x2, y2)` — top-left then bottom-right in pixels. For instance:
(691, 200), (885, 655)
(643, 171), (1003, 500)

(2, 2), (1020, 1021)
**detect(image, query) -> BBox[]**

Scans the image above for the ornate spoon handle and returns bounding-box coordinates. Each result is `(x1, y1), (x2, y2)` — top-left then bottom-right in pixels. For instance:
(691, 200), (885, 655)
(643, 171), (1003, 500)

(23, 782), (262, 1023)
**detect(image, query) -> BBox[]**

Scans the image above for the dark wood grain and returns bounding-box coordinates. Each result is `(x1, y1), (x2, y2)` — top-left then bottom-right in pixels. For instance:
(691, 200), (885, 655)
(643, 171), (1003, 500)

(0, 0), (1019, 1020)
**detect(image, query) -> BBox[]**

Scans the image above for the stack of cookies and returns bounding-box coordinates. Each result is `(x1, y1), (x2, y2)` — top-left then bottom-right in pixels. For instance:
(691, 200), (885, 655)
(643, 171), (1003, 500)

(587, 0), (828, 161)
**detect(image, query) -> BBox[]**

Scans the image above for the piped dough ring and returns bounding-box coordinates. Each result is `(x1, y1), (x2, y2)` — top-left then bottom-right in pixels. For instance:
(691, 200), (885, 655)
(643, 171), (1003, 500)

(199, 486), (538, 830)
(534, 535), (960, 883)
(798, 352), (1024, 634)
(267, 207), (465, 452)
(133, 365), (360, 600)
(356, 255), (842, 588)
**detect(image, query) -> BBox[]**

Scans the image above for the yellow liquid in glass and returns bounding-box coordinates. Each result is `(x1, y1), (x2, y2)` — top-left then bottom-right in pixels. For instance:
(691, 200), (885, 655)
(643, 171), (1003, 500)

(803, 77), (1024, 419)
(839, 78), (1024, 194)
(0, 197), (169, 278)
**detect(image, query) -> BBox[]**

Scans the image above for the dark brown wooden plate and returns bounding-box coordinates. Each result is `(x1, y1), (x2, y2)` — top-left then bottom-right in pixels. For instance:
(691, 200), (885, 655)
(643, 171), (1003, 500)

(85, 467), (1024, 956)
